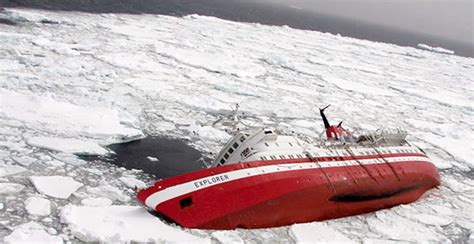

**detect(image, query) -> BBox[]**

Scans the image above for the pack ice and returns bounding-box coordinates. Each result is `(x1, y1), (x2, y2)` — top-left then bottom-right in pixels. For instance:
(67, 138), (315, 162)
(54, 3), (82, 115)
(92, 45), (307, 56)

(0, 7), (472, 243)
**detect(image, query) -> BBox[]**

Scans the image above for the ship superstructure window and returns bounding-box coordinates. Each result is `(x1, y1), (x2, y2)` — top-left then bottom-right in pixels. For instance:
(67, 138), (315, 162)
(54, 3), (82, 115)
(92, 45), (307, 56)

(228, 148), (234, 154)
(219, 159), (225, 165)
(224, 153), (229, 159)
(265, 142), (269, 147)
(289, 142), (293, 147)
(240, 136), (245, 142)
(233, 142), (239, 149)
(264, 130), (273, 134)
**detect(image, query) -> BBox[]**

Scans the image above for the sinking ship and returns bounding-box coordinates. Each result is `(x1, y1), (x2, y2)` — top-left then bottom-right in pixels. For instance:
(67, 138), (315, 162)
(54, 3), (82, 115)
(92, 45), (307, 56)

(137, 106), (440, 229)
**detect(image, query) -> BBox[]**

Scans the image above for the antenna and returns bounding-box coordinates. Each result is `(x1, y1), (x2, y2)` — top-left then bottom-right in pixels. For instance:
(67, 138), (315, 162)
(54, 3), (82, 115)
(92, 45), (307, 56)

(319, 105), (331, 129)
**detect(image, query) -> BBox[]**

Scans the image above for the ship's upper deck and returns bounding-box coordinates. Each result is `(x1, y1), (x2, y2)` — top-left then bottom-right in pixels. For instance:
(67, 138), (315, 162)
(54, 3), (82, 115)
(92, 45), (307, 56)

(212, 128), (417, 167)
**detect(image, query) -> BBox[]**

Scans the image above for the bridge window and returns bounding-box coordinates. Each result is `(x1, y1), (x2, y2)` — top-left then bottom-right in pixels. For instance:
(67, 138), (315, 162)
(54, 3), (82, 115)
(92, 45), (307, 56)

(264, 130), (273, 134)
(233, 142), (239, 149)
(264, 142), (269, 147)
(240, 136), (245, 142)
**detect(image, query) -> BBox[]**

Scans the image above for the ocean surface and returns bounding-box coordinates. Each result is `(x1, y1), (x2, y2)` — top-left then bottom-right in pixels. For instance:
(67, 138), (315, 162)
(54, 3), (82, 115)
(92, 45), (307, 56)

(83, 137), (208, 179)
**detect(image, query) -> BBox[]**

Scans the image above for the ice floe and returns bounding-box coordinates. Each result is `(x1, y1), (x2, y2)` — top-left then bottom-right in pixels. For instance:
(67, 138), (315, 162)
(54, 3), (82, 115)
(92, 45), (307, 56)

(119, 176), (146, 189)
(0, 183), (25, 194)
(417, 43), (455, 55)
(30, 176), (83, 199)
(80, 197), (113, 207)
(86, 184), (130, 202)
(24, 196), (51, 216)
(60, 205), (210, 243)
(3, 222), (62, 244)
(27, 136), (109, 156)
(289, 222), (353, 243)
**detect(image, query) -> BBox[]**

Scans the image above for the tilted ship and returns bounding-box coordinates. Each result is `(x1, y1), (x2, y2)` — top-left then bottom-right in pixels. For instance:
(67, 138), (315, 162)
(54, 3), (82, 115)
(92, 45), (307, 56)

(137, 106), (440, 229)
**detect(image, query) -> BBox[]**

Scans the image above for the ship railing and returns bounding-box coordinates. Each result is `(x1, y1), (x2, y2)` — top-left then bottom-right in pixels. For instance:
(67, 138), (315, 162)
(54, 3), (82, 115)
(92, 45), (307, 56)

(319, 127), (409, 148)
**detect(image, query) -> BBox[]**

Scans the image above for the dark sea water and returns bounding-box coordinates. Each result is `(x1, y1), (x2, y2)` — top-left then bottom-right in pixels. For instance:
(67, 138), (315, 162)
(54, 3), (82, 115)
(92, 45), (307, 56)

(83, 137), (208, 179)
(2, 0), (473, 57)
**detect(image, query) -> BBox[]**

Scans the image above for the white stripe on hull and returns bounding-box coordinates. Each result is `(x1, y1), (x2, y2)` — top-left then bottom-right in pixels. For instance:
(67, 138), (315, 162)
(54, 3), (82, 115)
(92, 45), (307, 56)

(145, 156), (429, 209)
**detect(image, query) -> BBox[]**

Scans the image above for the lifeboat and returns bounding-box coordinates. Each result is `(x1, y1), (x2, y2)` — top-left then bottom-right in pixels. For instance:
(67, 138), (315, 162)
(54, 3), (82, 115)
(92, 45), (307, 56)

(137, 106), (440, 229)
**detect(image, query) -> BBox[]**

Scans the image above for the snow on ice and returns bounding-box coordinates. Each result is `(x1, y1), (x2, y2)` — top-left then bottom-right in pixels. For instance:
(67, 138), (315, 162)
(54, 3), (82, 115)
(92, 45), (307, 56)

(60, 205), (210, 243)
(3, 222), (62, 244)
(119, 176), (147, 189)
(289, 222), (353, 243)
(24, 196), (51, 216)
(0, 183), (25, 194)
(30, 176), (83, 199)
(0, 7), (472, 243)
(27, 136), (109, 156)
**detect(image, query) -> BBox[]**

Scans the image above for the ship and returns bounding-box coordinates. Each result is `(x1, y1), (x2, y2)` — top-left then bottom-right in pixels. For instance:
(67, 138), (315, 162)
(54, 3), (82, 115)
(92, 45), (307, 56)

(137, 105), (440, 229)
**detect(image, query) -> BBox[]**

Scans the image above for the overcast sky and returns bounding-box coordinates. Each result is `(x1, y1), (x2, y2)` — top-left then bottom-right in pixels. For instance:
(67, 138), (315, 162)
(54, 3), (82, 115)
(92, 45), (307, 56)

(269, 0), (473, 45)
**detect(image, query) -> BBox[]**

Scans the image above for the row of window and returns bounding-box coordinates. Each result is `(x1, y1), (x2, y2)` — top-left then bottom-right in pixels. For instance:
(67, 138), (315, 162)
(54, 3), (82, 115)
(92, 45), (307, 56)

(218, 136), (247, 166)
(257, 147), (418, 162)
(260, 153), (306, 161)
(355, 148), (417, 156)
(264, 142), (294, 147)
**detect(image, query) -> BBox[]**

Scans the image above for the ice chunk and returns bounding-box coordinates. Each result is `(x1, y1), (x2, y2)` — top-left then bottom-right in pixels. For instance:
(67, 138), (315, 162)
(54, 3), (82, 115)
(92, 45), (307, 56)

(147, 156), (159, 162)
(188, 122), (230, 143)
(12, 156), (37, 167)
(0, 164), (27, 177)
(25, 196), (51, 216)
(322, 75), (394, 96)
(30, 176), (83, 199)
(60, 205), (210, 243)
(3, 222), (62, 244)
(0, 88), (143, 140)
(81, 197), (113, 207)
(119, 176), (146, 189)
(211, 231), (244, 244)
(0, 183), (25, 194)
(86, 185), (130, 202)
(417, 43), (454, 55)
(27, 136), (109, 156)
(289, 222), (354, 243)
(366, 209), (448, 242)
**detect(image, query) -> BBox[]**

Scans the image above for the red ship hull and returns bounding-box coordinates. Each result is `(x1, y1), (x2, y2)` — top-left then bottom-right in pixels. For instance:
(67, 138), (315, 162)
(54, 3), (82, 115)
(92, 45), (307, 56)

(137, 152), (440, 229)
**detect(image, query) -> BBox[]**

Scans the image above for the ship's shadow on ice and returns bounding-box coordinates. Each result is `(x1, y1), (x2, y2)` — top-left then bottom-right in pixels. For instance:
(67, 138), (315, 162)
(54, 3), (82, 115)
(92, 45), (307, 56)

(82, 137), (208, 179)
